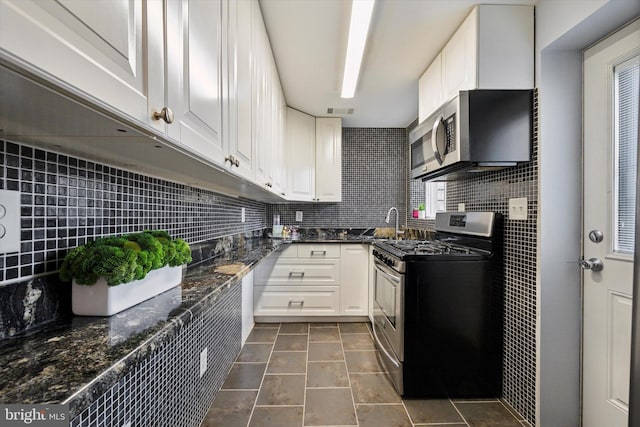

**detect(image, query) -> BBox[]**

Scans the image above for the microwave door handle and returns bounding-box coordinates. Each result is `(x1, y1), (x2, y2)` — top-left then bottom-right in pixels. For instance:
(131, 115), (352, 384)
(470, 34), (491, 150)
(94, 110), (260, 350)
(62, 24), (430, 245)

(431, 115), (446, 165)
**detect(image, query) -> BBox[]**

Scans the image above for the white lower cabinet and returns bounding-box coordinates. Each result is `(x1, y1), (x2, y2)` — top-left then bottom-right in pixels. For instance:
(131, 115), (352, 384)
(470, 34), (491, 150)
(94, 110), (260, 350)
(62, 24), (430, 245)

(340, 244), (369, 315)
(241, 270), (254, 345)
(253, 243), (368, 317)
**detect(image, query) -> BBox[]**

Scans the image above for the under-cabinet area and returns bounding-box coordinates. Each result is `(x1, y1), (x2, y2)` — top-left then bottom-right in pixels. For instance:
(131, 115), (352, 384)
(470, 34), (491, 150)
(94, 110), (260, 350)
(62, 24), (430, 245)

(253, 243), (368, 318)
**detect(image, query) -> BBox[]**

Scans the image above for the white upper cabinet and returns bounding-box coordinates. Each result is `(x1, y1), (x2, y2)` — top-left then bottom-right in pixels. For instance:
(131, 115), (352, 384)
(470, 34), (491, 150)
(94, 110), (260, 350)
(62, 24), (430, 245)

(0, 0), (161, 127)
(286, 108), (316, 201)
(418, 53), (443, 125)
(166, 0), (225, 164)
(315, 118), (342, 202)
(418, 4), (534, 122)
(285, 112), (342, 202)
(226, 0), (255, 180)
(441, 9), (477, 102)
(252, 0), (286, 197)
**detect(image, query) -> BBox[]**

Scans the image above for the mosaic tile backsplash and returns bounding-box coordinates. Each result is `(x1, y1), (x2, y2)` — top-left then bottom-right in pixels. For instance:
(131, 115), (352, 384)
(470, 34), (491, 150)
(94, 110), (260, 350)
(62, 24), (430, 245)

(269, 128), (407, 228)
(0, 139), (267, 285)
(0, 139), (267, 337)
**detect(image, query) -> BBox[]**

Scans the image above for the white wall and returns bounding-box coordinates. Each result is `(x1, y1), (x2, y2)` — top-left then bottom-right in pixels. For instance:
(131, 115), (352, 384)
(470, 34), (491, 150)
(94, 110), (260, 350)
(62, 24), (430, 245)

(535, 0), (640, 425)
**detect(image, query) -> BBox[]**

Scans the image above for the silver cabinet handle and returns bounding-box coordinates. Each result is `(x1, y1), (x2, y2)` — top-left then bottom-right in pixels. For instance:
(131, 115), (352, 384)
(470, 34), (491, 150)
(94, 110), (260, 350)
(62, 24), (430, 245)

(310, 250), (326, 256)
(289, 271), (305, 277)
(152, 107), (174, 124)
(580, 257), (604, 272)
(288, 299), (304, 306)
(225, 155), (240, 167)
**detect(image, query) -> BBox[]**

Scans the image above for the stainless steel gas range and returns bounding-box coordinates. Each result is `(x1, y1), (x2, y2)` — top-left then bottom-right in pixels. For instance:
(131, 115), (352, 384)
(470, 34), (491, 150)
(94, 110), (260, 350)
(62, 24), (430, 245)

(371, 211), (504, 397)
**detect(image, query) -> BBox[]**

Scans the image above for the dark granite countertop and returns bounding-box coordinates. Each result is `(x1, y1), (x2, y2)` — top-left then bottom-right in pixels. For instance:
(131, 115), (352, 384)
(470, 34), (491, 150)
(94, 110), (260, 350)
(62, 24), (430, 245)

(0, 235), (380, 417)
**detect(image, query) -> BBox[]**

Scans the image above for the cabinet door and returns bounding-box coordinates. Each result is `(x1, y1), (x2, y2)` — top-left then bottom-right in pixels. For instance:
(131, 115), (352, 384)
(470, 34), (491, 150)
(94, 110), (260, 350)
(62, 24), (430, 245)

(0, 0), (157, 125)
(418, 53), (443, 123)
(252, 3), (271, 189)
(166, 0), (225, 164)
(442, 7), (477, 102)
(271, 82), (286, 196)
(286, 108), (316, 201)
(315, 118), (342, 202)
(340, 245), (369, 315)
(227, 0), (254, 180)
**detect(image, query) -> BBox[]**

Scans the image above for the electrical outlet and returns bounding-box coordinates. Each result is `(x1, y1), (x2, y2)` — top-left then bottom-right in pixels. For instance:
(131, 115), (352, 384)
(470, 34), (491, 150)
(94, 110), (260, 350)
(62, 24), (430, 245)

(0, 190), (20, 254)
(200, 347), (208, 377)
(508, 197), (528, 220)
(458, 203), (465, 212)
(241, 207), (245, 223)
(296, 211), (303, 222)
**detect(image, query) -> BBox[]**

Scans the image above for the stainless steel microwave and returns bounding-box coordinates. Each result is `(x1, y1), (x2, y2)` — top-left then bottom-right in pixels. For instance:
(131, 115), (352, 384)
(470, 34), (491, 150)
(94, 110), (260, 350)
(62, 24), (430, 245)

(409, 89), (533, 181)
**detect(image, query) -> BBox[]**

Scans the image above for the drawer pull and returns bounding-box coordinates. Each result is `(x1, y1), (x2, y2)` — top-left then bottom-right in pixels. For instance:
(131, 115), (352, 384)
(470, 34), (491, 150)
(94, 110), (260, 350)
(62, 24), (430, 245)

(310, 250), (327, 256)
(289, 271), (305, 277)
(288, 299), (304, 306)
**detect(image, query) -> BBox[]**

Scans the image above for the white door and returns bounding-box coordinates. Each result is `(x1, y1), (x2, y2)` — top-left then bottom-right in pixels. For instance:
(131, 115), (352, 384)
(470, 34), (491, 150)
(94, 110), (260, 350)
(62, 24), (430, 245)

(583, 21), (639, 427)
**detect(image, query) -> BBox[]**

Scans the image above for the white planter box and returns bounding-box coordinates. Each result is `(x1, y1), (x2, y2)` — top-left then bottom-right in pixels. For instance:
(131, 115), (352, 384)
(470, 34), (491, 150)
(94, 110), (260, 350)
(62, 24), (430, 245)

(72, 265), (184, 316)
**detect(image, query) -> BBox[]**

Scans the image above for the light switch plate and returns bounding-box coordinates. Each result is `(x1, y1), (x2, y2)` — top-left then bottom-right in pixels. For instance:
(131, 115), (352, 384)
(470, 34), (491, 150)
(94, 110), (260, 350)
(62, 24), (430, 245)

(296, 211), (303, 222)
(0, 190), (20, 253)
(508, 197), (528, 220)
(241, 207), (245, 223)
(458, 203), (465, 212)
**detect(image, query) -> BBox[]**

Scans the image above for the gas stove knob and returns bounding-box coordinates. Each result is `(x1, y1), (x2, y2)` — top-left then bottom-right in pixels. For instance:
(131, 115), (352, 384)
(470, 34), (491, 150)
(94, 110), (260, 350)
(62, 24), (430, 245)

(386, 259), (393, 267)
(373, 250), (378, 257)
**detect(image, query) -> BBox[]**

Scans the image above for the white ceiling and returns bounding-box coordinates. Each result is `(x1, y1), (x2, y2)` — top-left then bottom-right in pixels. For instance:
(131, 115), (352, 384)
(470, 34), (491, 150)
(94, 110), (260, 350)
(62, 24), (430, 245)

(259, 0), (536, 128)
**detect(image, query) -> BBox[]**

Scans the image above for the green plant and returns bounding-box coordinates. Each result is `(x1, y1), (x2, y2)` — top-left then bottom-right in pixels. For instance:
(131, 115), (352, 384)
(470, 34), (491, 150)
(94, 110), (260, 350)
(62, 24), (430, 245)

(418, 203), (425, 211)
(59, 231), (192, 286)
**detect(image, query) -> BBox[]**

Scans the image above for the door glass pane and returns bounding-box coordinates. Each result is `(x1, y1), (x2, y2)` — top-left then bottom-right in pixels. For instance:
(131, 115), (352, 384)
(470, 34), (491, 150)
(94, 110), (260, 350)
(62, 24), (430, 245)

(614, 56), (639, 253)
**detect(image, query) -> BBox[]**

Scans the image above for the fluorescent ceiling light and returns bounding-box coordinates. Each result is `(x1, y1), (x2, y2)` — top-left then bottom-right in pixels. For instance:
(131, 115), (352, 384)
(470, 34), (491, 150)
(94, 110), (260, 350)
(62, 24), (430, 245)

(341, 0), (375, 99)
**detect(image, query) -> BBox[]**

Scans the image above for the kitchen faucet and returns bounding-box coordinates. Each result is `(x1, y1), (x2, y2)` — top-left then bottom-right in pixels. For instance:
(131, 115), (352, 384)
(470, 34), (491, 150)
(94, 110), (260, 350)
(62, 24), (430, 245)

(385, 207), (402, 239)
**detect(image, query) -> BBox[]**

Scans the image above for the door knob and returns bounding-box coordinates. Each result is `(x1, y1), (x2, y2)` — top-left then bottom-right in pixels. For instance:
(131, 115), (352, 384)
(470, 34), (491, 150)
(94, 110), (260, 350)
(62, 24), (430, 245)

(580, 257), (604, 272)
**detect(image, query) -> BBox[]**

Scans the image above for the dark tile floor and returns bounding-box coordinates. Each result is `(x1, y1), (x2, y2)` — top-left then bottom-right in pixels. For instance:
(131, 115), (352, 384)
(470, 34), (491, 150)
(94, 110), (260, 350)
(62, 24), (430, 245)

(201, 322), (532, 427)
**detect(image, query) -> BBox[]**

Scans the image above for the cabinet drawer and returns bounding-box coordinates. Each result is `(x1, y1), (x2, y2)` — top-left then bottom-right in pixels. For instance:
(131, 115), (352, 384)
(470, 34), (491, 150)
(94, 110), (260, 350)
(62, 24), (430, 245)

(294, 244), (340, 258)
(253, 286), (340, 315)
(260, 260), (340, 286)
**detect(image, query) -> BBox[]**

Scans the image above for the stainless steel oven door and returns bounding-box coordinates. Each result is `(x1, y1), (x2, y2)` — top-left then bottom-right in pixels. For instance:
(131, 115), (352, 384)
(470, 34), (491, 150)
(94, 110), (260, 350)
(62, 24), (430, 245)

(372, 258), (404, 361)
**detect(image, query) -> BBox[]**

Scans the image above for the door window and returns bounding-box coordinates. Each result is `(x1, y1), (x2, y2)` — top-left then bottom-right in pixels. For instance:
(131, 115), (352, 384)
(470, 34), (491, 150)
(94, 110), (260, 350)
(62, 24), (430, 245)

(614, 56), (639, 254)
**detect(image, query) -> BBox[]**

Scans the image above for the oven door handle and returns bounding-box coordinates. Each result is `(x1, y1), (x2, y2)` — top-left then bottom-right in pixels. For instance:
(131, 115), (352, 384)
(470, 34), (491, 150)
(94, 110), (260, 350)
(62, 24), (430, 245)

(373, 259), (401, 283)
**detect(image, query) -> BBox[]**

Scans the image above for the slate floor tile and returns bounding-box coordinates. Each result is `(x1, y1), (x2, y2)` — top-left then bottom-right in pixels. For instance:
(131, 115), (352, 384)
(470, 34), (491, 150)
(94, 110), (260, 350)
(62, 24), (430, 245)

(221, 363), (266, 390)
(273, 334), (308, 351)
(356, 404), (412, 427)
(403, 398), (464, 424)
(201, 390), (257, 427)
(248, 406), (303, 427)
(304, 388), (357, 426)
(308, 341), (344, 361)
(266, 351), (306, 374)
(306, 361), (349, 387)
(256, 375), (305, 406)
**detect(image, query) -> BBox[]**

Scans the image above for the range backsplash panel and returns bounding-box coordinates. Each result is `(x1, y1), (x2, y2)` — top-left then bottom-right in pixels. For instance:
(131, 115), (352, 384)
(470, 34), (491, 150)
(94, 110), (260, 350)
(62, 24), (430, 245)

(0, 139), (266, 337)
(268, 128), (407, 228)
